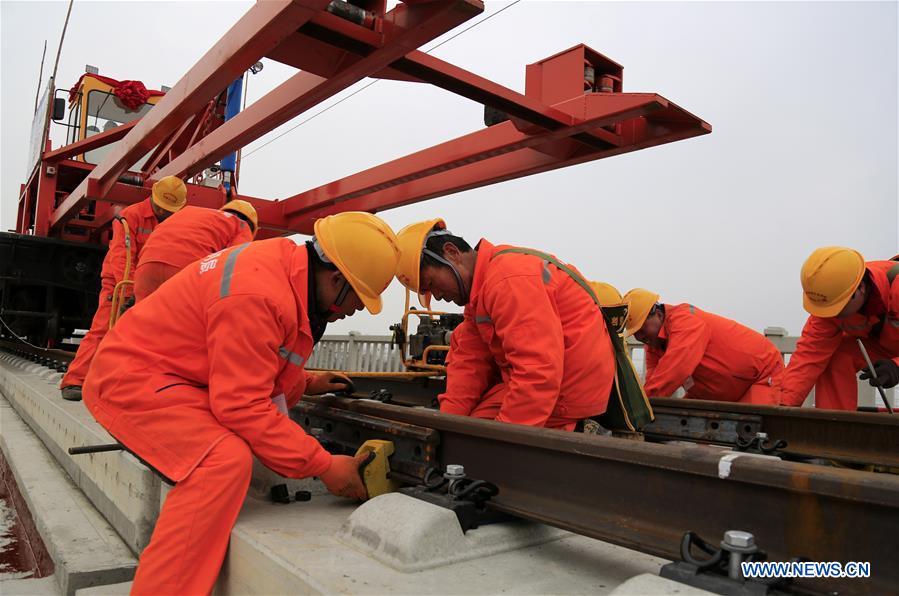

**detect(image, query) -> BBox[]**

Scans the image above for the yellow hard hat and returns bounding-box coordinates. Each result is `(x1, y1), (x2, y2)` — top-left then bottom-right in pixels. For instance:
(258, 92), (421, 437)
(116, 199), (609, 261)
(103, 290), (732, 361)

(589, 281), (623, 306)
(395, 218), (446, 307)
(151, 176), (187, 213)
(623, 288), (660, 336)
(221, 199), (258, 235)
(313, 212), (399, 315)
(800, 246), (865, 317)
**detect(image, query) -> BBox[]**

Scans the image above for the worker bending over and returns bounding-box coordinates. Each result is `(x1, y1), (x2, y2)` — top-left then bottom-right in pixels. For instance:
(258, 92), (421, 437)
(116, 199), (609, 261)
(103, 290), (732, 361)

(774, 247), (899, 410)
(60, 176), (187, 401)
(395, 219), (640, 431)
(83, 212), (400, 595)
(624, 289), (783, 404)
(134, 200), (258, 301)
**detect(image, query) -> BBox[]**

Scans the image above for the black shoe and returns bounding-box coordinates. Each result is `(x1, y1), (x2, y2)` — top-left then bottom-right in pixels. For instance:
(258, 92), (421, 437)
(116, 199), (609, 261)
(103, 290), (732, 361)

(61, 385), (83, 401)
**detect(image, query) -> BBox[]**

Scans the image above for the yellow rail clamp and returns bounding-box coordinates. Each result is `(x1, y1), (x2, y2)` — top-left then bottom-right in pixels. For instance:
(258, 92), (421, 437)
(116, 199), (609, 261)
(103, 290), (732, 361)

(355, 439), (401, 498)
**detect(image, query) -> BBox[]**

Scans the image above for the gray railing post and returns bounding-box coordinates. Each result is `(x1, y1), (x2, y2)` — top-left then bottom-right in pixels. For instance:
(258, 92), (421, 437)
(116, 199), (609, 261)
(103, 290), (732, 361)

(348, 331), (360, 371)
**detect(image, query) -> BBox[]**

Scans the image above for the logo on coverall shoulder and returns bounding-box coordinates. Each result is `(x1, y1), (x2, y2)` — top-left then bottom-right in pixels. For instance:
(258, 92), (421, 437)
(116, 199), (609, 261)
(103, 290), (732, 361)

(199, 250), (225, 274)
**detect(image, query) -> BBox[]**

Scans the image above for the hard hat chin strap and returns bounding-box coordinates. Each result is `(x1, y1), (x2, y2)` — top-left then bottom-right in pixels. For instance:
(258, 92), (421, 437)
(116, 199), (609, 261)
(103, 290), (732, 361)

(311, 237), (352, 315)
(328, 280), (351, 314)
(422, 247), (469, 305)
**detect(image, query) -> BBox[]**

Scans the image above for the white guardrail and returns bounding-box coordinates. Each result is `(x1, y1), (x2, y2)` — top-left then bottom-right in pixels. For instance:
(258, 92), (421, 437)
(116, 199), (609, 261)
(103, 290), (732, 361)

(307, 327), (895, 409)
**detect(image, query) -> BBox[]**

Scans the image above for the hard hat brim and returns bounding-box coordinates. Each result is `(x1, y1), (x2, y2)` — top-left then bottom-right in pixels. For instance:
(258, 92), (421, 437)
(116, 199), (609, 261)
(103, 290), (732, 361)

(623, 290), (660, 337)
(802, 291), (852, 318)
(359, 292), (383, 315)
(395, 218), (445, 307)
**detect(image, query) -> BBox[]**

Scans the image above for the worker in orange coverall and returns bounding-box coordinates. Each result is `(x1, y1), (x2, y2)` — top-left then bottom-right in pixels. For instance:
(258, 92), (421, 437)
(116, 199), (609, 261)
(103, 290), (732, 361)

(773, 247), (899, 410)
(83, 212), (400, 595)
(133, 200), (258, 301)
(60, 175), (187, 401)
(623, 288), (784, 403)
(394, 218), (615, 430)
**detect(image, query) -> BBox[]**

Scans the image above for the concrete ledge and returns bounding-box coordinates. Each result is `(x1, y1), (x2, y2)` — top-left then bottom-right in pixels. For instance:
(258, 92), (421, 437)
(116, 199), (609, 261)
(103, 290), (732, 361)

(0, 398), (137, 596)
(338, 492), (569, 572)
(217, 493), (667, 594)
(0, 575), (60, 595)
(0, 355), (160, 553)
(610, 573), (717, 595)
(75, 580), (132, 595)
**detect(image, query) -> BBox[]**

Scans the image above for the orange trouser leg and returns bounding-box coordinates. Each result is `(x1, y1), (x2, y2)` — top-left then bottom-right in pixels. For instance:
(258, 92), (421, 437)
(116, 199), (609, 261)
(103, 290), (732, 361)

(468, 383), (507, 420)
(814, 337), (892, 411)
(131, 434), (252, 596)
(738, 356), (785, 405)
(134, 262), (182, 302)
(60, 285), (114, 387)
(468, 383), (577, 431)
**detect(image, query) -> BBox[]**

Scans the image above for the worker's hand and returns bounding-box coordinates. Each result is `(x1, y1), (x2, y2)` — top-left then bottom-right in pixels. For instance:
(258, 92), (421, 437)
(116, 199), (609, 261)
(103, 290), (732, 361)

(859, 359), (899, 389)
(306, 372), (355, 395)
(319, 452), (370, 501)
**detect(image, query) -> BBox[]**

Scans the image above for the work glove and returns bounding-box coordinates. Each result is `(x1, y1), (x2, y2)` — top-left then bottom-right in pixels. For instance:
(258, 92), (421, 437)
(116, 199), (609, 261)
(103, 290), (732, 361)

(305, 372), (355, 395)
(319, 451), (372, 501)
(859, 359), (899, 389)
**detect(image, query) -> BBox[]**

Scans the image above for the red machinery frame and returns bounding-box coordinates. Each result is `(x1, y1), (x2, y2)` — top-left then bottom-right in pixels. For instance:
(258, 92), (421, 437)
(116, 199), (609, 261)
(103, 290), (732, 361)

(20, 0), (711, 241)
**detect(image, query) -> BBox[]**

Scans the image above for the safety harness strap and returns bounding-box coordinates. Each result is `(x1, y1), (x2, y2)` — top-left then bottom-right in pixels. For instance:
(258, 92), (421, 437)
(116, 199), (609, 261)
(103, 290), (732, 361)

(886, 263), (899, 284)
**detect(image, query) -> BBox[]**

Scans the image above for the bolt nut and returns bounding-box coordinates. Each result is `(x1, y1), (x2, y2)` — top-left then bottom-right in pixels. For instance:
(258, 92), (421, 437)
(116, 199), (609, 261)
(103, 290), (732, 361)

(444, 464), (465, 477)
(755, 432), (768, 440)
(723, 530), (756, 549)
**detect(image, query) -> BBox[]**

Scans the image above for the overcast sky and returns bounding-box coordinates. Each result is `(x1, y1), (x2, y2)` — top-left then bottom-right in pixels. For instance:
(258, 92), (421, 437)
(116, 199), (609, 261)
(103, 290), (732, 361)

(2, 1), (897, 337)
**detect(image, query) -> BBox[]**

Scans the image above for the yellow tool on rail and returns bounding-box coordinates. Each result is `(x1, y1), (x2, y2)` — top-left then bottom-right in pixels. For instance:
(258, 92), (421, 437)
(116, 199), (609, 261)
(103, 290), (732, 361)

(355, 439), (400, 498)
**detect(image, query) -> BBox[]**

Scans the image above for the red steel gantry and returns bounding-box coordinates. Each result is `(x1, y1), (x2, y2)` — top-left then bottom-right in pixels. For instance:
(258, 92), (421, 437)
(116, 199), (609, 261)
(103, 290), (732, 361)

(21, 0), (711, 240)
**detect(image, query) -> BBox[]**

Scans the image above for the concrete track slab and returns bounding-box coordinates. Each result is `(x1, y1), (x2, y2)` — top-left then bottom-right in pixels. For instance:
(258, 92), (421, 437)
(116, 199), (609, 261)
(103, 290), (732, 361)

(0, 398), (136, 596)
(217, 492), (668, 595)
(0, 356), (160, 553)
(0, 575), (60, 596)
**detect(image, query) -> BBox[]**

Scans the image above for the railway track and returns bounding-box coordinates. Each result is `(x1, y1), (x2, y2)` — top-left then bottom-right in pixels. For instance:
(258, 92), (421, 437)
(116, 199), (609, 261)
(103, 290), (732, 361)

(3, 339), (898, 593)
(298, 394), (899, 596)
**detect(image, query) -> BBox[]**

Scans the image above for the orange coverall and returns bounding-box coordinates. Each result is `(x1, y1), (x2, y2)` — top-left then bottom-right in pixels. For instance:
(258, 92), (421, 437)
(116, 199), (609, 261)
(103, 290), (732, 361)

(777, 260), (899, 410)
(60, 198), (158, 388)
(83, 237), (332, 594)
(643, 304), (784, 403)
(134, 206), (253, 301)
(439, 239), (615, 430)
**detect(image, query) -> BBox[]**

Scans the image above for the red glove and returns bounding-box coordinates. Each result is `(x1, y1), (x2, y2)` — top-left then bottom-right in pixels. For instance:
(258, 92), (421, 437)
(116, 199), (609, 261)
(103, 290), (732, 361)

(319, 451), (370, 500)
(306, 372), (355, 395)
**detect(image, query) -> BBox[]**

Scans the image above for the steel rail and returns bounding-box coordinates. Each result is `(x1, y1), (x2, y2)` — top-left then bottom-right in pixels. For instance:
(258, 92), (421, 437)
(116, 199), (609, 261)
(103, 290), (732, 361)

(345, 375), (899, 469)
(0, 339), (75, 368)
(647, 397), (899, 469)
(303, 394), (899, 595)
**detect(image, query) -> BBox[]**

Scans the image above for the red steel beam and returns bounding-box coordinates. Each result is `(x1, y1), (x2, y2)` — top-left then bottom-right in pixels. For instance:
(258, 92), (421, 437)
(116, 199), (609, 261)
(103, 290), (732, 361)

(42, 121), (137, 163)
(50, 0), (331, 232)
(141, 113), (202, 176)
(152, 0), (484, 183)
(72, 175), (290, 236)
(268, 25), (613, 145)
(281, 93), (666, 220)
(284, 102), (710, 232)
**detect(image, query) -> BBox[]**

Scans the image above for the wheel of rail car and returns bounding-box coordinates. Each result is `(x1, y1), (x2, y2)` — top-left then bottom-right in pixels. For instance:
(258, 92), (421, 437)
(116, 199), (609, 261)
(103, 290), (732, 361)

(60, 251), (100, 286)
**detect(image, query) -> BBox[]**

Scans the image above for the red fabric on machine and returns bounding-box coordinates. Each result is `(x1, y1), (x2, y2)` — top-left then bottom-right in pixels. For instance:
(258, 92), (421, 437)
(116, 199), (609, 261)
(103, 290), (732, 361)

(68, 73), (165, 109)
